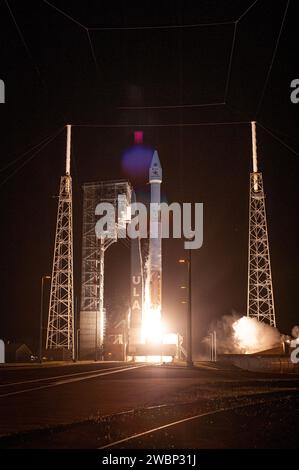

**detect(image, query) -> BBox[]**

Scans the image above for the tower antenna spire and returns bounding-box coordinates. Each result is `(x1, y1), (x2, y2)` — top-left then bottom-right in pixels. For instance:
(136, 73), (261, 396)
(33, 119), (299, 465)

(66, 124), (71, 175)
(251, 121), (259, 191)
(251, 121), (258, 172)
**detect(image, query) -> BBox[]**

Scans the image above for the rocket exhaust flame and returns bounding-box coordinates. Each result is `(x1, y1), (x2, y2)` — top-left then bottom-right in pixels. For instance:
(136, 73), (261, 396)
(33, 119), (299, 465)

(142, 257), (162, 344)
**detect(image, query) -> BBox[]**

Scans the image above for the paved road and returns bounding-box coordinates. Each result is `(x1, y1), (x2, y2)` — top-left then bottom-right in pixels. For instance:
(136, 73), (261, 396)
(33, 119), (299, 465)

(0, 362), (299, 447)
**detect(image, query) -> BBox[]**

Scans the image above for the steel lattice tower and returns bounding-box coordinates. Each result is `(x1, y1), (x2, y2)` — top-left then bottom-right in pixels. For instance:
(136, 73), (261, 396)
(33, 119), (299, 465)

(247, 121), (276, 327)
(80, 180), (132, 359)
(46, 125), (75, 356)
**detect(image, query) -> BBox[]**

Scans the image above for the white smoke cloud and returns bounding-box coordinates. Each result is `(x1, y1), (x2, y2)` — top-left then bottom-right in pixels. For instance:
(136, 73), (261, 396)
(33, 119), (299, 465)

(291, 325), (299, 339)
(205, 314), (281, 354)
(232, 316), (281, 353)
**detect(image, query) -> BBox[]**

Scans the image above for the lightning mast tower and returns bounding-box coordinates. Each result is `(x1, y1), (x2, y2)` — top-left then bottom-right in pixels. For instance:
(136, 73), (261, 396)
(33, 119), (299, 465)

(247, 121), (276, 327)
(46, 125), (75, 358)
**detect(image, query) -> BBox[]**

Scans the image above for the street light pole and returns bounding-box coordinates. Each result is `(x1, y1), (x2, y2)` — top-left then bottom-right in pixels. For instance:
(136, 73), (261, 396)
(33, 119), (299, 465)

(187, 248), (193, 367)
(40, 275), (51, 363)
(76, 328), (80, 361)
(214, 330), (217, 362)
(210, 332), (214, 361)
(179, 250), (193, 368)
(95, 310), (98, 362)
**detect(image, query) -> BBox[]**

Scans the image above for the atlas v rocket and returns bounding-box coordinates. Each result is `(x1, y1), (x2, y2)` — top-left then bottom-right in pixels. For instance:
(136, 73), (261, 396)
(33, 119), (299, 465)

(128, 149), (163, 352)
(149, 151), (162, 310)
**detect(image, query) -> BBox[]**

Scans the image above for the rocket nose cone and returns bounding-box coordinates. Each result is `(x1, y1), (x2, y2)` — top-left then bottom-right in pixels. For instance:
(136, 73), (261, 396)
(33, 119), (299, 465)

(150, 150), (161, 168)
(149, 150), (162, 182)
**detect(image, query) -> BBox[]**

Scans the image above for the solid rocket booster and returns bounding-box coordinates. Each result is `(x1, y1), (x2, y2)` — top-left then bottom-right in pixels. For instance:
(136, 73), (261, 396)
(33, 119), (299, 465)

(149, 150), (162, 309)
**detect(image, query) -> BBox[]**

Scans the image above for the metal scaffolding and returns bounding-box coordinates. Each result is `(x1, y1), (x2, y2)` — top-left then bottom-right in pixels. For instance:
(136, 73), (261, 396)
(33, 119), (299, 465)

(247, 122), (276, 327)
(80, 179), (132, 359)
(46, 125), (75, 356)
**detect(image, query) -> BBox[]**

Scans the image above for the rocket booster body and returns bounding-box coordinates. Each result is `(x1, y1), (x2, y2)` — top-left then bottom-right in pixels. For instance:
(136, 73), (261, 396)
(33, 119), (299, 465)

(149, 151), (162, 309)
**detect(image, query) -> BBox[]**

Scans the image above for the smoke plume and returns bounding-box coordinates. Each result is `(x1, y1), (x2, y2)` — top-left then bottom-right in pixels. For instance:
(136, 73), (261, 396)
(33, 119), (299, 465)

(206, 314), (281, 354)
(291, 325), (299, 339)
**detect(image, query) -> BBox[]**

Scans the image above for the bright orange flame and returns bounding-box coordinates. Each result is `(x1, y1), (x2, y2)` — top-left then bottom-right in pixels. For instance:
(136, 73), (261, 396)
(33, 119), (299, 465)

(141, 259), (162, 344)
(142, 305), (162, 343)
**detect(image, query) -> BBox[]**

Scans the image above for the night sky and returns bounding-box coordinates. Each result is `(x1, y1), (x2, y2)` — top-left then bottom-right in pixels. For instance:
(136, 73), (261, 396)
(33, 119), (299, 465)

(0, 0), (298, 353)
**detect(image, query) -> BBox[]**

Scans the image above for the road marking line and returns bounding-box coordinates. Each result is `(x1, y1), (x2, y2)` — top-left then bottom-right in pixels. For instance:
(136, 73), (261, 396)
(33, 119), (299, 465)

(0, 364), (134, 388)
(0, 365), (146, 398)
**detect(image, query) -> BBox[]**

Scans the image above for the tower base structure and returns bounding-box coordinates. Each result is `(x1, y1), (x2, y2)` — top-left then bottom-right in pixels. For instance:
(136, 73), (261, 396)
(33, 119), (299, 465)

(247, 171), (276, 327)
(46, 174), (74, 356)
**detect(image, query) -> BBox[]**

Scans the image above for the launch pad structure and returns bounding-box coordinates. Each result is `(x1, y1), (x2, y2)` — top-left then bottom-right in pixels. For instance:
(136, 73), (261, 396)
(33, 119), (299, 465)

(45, 130), (179, 362)
(45, 122), (277, 363)
(79, 175), (180, 361)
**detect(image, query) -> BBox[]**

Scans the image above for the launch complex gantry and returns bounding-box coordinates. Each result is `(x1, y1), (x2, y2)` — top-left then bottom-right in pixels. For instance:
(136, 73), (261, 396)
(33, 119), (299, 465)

(79, 180), (133, 359)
